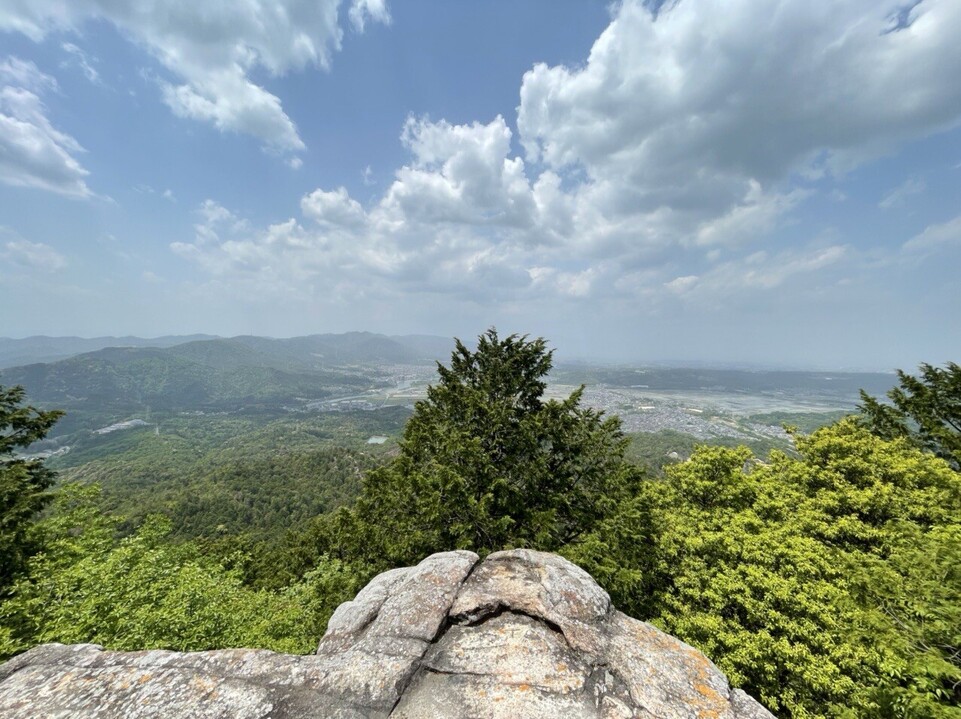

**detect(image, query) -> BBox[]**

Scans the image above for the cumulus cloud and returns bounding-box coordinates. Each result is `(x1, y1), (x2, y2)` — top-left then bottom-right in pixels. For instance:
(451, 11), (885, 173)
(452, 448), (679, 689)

(380, 115), (536, 230)
(0, 0), (390, 159)
(172, 0), (961, 312)
(301, 187), (367, 228)
(0, 56), (92, 197)
(520, 0), (961, 185)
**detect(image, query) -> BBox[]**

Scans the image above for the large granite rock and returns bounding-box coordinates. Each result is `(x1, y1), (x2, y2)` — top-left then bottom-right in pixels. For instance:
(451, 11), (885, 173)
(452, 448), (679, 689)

(0, 549), (775, 718)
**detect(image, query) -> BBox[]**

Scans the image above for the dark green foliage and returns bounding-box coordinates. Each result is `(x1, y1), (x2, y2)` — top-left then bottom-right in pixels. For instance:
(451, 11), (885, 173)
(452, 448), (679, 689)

(333, 329), (644, 568)
(0, 384), (62, 594)
(859, 362), (961, 470)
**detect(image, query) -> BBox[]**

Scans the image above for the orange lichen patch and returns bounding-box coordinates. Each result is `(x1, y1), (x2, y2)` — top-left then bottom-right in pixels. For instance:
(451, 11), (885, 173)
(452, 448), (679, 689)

(518, 684), (531, 692)
(693, 682), (724, 719)
(137, 673), (152, 685)
(688, 654), (727, 717)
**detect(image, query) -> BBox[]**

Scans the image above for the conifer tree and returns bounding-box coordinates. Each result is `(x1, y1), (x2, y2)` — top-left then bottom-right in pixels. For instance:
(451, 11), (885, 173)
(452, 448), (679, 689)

(859, 362), (961, 470)
(342, 329), (644, 567)
(0, 384), (63, 593)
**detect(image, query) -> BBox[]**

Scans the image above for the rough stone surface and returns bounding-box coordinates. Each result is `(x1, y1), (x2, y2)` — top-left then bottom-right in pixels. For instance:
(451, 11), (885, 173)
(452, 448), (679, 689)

(0, 549), (776, 718)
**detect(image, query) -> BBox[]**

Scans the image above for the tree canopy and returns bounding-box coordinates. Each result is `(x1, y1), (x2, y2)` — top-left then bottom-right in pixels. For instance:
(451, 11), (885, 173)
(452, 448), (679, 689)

(323, 329), (644, 569)
(606, 420), (961, 719)
(0, 384), (63, 594)
(859, 362), (961, 470)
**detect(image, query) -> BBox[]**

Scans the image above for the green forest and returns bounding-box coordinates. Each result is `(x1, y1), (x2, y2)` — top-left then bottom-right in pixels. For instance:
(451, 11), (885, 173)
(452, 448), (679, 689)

(1, 331), (959, 719)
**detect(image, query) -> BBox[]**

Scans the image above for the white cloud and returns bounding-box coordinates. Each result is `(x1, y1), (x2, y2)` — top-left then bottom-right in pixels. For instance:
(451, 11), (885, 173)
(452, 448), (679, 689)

(878, 176), (926, 209)
(0, 56), (57, 92)
(171, 0), (961, 312)
(161, 67), (304, 154)
(0, 57), (91, 197)
(693, 183), (810, 247)
(0, 0), (390, 159)
(302, 187), (367, 228)
(519, 0), (961, 185)
(60, 42), (101, 85)
(348, 0), (391, 33)
(2, 236), (67, 271)
(665, 275), (698, 294)
(903, 214), (961, 253)
(377, 115), (537, 231)
(667, 245), (848, 299)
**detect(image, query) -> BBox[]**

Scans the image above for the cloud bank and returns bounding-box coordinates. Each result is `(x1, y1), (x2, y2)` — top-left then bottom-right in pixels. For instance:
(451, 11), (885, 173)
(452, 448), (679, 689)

(172, 0), (961, 314)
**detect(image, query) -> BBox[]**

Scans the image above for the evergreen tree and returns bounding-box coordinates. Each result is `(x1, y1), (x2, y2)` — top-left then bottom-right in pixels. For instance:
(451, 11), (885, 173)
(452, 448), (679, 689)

(859, 362), (961, 470)
(0, 384), (63, 594)
(337, 328), (644, 567)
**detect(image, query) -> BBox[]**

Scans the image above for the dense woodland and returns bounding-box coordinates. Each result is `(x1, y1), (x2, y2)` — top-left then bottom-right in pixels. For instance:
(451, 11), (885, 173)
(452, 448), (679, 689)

(1, 332), (959, 719)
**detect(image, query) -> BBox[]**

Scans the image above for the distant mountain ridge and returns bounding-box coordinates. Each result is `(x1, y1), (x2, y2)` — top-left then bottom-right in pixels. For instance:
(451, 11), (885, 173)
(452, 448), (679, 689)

(0, 333), (453, 413)
(0, 332), (452, 370)
(0, 335), (219, 369)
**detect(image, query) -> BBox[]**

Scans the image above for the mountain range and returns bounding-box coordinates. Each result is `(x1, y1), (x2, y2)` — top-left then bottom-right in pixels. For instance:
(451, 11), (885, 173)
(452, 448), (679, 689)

(0, 333), (453, 413)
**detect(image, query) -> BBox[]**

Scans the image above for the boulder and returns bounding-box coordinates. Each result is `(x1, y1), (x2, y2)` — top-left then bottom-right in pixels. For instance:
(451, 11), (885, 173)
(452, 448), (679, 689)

(0, 549), (775, 718)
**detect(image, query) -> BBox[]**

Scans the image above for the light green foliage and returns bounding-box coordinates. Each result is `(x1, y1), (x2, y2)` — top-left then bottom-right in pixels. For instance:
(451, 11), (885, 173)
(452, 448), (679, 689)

(0, 484), (357, 659)
(859, 362), (961, 470)
(333, 329), (644, 568)
(625, 428), (787, 474)
(848, 523), (961, 719)
(624, 420), (961, 718)
(0, 384), (63, 594)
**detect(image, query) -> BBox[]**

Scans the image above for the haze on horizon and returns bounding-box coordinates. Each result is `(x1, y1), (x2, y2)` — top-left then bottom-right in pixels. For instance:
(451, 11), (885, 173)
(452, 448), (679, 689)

(1, 0), (959, 372)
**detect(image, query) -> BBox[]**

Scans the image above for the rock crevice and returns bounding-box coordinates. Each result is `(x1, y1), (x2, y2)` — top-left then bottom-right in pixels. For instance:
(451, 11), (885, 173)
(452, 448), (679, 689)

(0, 549), (775, 718)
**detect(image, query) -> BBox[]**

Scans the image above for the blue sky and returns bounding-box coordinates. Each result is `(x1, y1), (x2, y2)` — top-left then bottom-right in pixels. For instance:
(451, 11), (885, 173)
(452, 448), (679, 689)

(0, 0), (959, 370)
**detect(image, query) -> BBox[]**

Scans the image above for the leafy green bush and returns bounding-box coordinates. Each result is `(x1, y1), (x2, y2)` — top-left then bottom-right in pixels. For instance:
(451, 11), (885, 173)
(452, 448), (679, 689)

(0, 484), (359, 659)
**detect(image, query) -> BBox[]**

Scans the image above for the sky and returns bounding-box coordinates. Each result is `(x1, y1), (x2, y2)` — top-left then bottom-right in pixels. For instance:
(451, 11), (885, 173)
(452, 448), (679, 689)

(0, 0), (959, 370)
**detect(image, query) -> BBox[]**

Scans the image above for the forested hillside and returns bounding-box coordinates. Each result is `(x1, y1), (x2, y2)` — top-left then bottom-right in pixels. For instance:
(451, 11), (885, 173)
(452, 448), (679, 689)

(1, 335), (957, 719)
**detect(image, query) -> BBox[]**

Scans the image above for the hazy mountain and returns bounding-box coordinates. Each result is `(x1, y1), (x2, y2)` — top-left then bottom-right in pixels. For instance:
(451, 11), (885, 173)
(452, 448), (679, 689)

(0, 346), (369, 413)
(0, 335), (219, 369)
(0, 332), (452, 371)
(0, 332), (453, 416)
(229, 332), (442, 366)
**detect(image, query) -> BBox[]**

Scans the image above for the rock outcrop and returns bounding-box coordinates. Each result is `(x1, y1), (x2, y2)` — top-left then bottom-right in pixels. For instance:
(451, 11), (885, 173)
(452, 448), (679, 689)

(0, 549), (775, 718)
